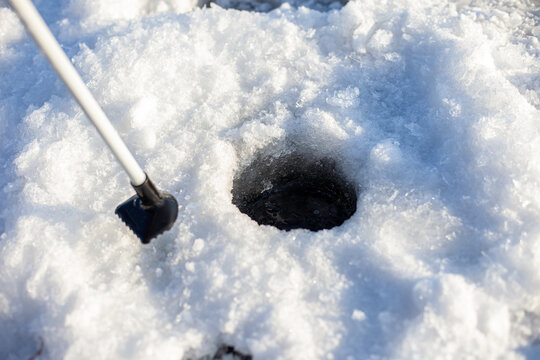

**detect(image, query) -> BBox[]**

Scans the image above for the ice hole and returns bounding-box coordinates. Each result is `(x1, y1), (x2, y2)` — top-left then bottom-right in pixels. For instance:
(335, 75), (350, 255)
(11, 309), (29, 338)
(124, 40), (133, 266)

(232, 151), (357, 231)
(204, 0), (349, 12)
(190, 344), (252, 360)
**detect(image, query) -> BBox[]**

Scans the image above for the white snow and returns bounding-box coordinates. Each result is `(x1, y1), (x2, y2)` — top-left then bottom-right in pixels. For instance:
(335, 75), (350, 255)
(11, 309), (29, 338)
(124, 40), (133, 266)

(0, 0), (539, 359)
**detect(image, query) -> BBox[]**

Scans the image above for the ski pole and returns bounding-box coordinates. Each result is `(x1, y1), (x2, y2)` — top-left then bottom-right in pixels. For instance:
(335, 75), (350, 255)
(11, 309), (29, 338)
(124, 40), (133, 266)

(9, 0), (179, 243)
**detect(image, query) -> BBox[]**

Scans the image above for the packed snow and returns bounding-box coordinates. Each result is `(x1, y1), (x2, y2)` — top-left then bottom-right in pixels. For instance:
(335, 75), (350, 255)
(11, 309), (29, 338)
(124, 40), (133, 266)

(0, 0), (539, 359)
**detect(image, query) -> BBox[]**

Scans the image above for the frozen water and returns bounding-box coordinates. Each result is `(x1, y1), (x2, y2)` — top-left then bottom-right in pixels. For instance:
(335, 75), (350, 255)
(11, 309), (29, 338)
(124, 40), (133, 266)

(0, 0), (539, 359)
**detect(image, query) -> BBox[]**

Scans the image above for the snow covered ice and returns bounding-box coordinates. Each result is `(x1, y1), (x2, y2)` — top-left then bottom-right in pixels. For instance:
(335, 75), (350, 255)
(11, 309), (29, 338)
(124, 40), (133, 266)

(0, 0), (539, 358)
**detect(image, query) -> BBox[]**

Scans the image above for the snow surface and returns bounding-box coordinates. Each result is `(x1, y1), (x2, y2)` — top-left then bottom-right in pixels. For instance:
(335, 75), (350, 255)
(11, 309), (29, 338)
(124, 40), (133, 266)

(1, 0), (539, 359)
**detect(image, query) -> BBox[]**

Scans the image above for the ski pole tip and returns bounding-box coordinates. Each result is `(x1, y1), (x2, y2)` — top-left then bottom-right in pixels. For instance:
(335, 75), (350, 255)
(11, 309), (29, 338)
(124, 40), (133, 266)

(115, 176), (178, 244)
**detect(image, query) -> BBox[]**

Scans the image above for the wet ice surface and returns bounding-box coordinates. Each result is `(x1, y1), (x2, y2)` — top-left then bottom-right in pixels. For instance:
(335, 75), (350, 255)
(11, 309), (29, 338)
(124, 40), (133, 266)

(0, 0), (539, 359)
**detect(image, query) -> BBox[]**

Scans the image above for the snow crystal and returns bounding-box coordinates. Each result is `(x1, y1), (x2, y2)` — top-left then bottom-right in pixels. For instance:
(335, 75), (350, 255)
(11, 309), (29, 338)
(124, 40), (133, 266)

(0, 6), (24, 48)
(351, 309), (365, 322)
(1, 0), (539, 359)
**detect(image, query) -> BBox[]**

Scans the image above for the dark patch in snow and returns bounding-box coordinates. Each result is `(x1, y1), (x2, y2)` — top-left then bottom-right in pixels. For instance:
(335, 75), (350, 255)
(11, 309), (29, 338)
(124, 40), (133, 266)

(232, 151), (357, 231)
(212, 344), (252, 359)
(188, 344), (252, 360)
(204, 0), (348, 12)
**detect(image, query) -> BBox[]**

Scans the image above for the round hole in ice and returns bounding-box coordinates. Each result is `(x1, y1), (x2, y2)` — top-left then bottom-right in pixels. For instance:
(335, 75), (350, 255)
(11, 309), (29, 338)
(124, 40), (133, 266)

(232, 152), (357, 231)
(204, 0), (349, 13)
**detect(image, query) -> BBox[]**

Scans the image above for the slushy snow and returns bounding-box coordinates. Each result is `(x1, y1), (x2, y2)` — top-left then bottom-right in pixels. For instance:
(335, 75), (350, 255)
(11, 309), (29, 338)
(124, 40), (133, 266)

(1, 0), (539, 359)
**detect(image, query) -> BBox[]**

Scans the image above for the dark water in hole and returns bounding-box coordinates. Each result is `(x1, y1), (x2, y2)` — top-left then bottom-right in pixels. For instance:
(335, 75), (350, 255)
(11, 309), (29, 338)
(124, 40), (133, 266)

(192, 344), (252, 360)
(204, 0), (349, 12)
(232, 152), (357, 231)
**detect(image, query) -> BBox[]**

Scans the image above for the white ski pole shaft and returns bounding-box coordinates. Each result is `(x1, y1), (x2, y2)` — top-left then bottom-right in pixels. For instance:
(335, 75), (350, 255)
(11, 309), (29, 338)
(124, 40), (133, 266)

(8, 0), (147, 186)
